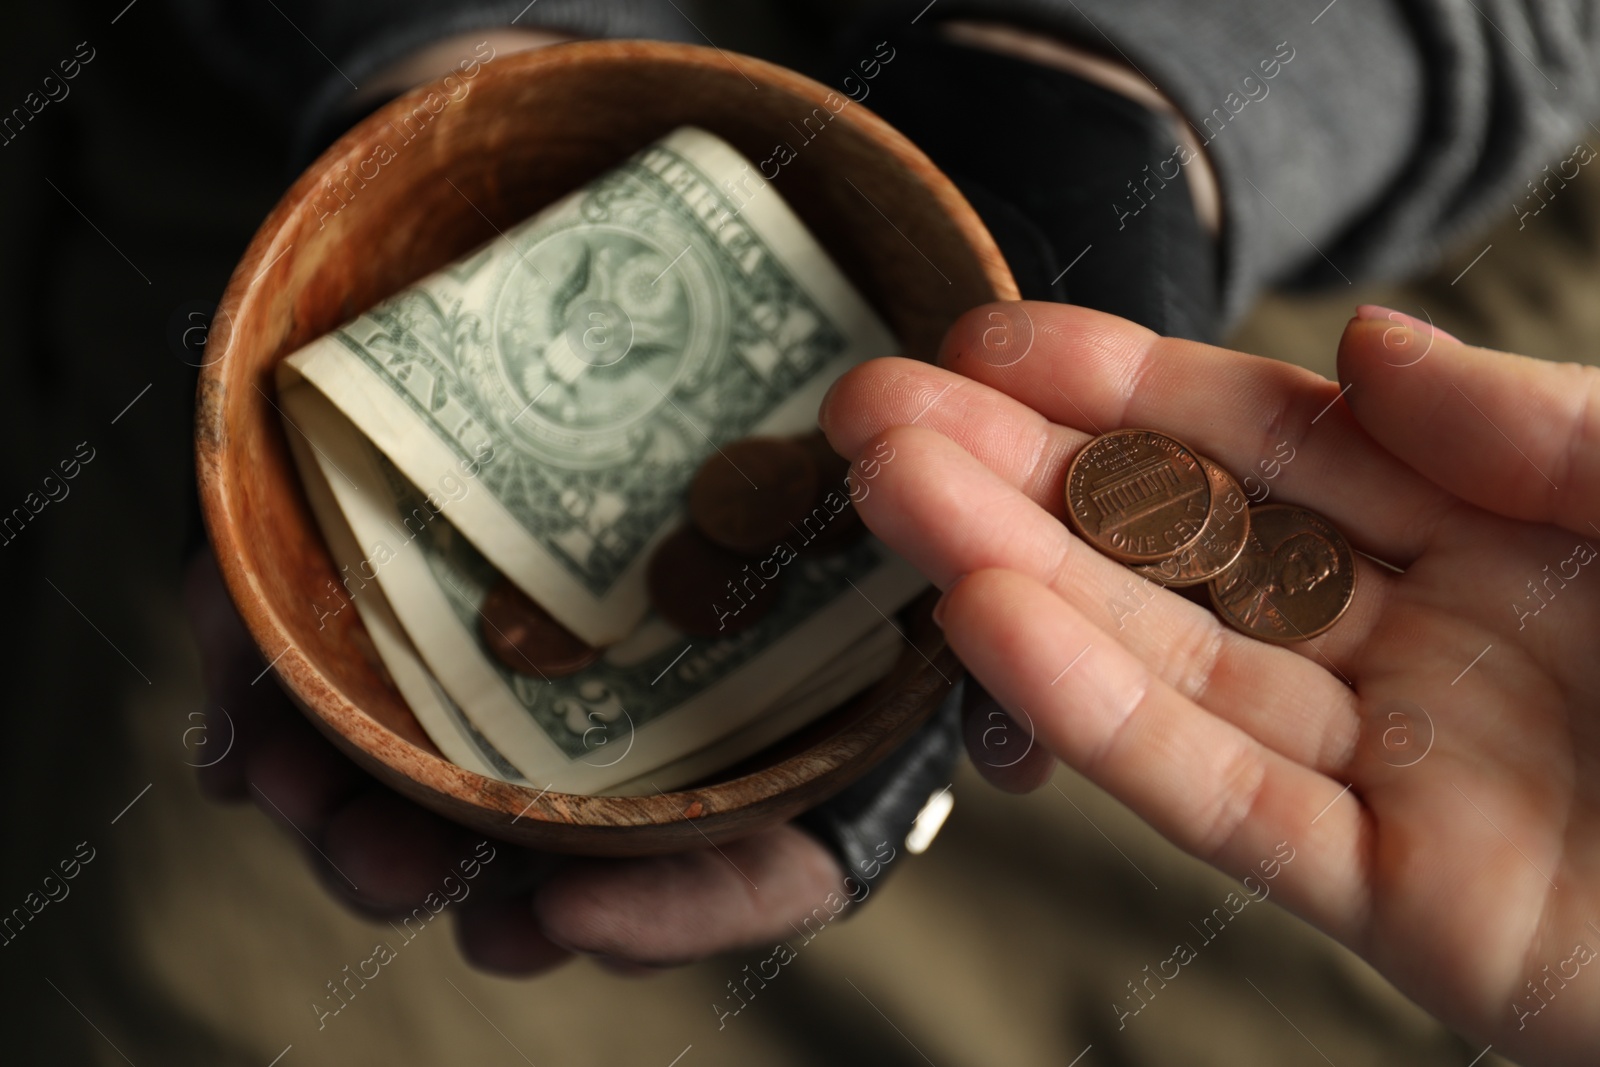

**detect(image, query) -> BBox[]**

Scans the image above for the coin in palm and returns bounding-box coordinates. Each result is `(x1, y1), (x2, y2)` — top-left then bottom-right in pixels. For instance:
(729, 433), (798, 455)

(1208, 504), (1356, 643)
(1133, 457), (1251, 587)
(1065, 429), (1211, 563)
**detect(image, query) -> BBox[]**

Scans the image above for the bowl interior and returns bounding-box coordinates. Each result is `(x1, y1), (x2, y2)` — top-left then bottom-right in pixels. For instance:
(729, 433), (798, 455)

(197, 40), (1015, 854)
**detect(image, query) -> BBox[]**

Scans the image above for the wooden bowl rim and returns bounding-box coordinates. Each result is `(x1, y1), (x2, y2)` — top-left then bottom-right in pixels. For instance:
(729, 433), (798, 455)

(195, 38), (1015, 832)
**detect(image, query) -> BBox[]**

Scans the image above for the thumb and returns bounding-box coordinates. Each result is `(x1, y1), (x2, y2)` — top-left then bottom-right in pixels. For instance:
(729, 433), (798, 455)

(1338, 306), (1600, 536)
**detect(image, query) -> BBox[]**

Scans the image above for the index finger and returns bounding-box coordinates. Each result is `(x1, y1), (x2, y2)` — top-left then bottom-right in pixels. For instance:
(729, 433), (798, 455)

(940, 302), (1458, 565)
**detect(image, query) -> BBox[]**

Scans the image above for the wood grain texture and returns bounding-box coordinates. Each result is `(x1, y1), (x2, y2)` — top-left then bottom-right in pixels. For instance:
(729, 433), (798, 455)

(195, 40), (1017, 855)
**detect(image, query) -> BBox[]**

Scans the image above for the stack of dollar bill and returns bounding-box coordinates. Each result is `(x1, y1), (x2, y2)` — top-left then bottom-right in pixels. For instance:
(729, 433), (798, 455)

(277, 127), (927, 796)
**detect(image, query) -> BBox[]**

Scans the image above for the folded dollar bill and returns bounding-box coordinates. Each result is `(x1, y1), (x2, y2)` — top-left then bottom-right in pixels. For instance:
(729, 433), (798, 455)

(282, 385), (922, 793)
(274, 127), (927, 793)
(282, 126), (897, 646)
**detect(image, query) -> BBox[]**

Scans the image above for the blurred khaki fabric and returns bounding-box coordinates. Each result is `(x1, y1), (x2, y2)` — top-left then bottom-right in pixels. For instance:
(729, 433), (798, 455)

(7, 5), (1599, 1067)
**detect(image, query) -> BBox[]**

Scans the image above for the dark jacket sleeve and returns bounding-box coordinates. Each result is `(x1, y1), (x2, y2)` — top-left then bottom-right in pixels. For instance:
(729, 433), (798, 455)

(939, 0), (1600, 321)
(169, 0), (700, 159)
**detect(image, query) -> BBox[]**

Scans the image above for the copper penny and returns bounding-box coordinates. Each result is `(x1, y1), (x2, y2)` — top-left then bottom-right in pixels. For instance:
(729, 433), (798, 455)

(794, 431), (867, 554)
(1065, 429), (1211, 563)
(647, 525), (782, 637)
(1208, 503), (1357, 644)
(798, 430), (850, 487)
(1133, 457), (1251, 587)
(689, 437), (818, 556)
(479, 578), (602, 677)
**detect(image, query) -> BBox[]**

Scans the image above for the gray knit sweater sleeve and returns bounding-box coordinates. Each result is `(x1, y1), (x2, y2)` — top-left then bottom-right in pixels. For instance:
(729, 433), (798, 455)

(946, 0), (1600, 319)
(176, 0), (1600, 319)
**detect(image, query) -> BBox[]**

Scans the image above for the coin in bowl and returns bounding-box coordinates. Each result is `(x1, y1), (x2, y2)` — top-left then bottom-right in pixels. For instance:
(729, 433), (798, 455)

(689, 437), (817, 556)
(647, 524), (783, 637)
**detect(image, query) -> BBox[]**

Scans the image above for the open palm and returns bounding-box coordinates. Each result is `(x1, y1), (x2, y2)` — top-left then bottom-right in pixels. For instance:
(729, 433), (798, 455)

(819, 301), (1600, 1066)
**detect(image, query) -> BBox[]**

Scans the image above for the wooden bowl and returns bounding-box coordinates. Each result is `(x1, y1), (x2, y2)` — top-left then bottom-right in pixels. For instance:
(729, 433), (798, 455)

(196, 39), (1017, 855)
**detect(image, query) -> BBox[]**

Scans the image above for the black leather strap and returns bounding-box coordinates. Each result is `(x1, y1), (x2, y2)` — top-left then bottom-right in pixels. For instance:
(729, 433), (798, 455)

(796, 679), (964, 891)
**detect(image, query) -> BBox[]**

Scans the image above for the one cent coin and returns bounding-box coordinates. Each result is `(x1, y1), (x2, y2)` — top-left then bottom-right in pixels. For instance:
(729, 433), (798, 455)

(1065, 429), (1211, 563)
(1207, 503), (1357, 644)
(1133, 457), (1251, 587)
(794, 431), (867, 554)
(647, 524), (782, 637)
(689, 437), (817, 556)
(479, 578), (602, 677)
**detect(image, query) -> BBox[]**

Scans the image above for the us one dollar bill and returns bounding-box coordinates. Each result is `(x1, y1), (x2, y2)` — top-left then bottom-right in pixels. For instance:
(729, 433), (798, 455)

(280, 381), (920, 793)
(282, 408), (531, 783)
(281, 126), (897, 646)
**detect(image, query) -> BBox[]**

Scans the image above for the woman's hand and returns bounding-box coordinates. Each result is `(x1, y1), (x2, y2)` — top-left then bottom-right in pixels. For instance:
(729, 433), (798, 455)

(820, 300), (1600, 1066)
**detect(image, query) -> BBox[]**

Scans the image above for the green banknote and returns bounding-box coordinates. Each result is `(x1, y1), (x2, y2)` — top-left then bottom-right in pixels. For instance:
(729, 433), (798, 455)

(282, 127), (897, 646)
(280, 382), (916, 793)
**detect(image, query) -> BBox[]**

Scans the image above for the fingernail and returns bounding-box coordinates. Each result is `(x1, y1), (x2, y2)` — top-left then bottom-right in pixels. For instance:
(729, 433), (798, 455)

(931, 575), (967, 629)
(1355, 304), (1460, 344)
